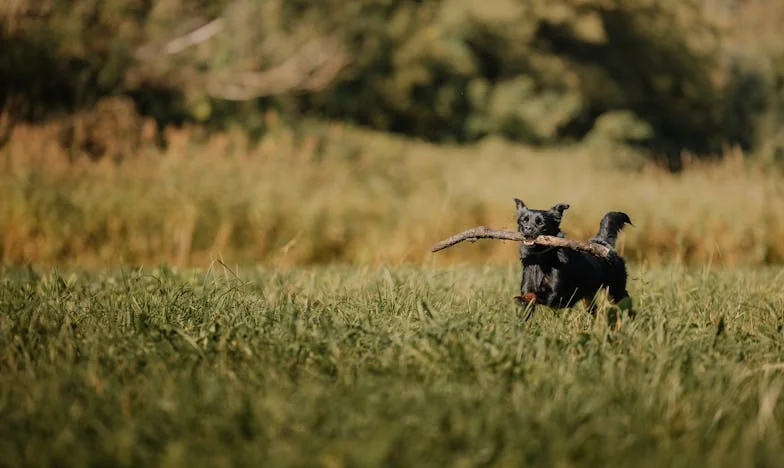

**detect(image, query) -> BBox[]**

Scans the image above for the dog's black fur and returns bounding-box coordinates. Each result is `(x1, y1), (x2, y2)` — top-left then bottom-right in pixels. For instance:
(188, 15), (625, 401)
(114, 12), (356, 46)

(514, 198), (632, 312)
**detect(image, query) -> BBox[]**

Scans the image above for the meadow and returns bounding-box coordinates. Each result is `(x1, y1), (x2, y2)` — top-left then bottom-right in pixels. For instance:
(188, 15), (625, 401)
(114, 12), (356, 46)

(4, 1), (784, 464)
(3, 118), (784, 466)
(2, 121), (784, 268)
(2, 263), (784, 467)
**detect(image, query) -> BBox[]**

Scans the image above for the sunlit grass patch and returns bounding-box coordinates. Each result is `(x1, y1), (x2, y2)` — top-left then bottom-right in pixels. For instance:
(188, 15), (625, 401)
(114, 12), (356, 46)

(1, 264), (783, 466)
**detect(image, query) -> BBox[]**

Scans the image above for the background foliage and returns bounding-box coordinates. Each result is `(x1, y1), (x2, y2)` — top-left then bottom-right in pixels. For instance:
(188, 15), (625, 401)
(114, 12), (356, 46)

(2, 0), (784, 167)
(2, 0), (784, 267)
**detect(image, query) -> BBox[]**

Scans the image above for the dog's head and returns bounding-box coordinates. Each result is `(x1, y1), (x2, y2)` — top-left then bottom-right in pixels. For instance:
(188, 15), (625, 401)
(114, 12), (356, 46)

(514, 198), (569, 245)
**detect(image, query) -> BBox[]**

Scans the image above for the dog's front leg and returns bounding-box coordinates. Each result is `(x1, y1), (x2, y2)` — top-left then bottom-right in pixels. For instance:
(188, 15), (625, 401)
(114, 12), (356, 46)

(517, 265), (545, 321)
(514, 292), (540, 322)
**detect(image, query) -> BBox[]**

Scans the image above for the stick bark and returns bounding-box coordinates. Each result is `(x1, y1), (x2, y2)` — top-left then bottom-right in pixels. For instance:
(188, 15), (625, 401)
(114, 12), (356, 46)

(431, 226), (611, 258)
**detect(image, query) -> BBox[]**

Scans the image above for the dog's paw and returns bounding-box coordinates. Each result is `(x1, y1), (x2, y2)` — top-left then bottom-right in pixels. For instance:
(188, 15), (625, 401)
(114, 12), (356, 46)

(616, 296), (634, 311)
(514, 292), (539, 306)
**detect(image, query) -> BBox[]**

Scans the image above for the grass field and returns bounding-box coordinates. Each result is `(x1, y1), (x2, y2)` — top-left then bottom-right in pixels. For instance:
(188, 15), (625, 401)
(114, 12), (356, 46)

(2, 262), (784, 467)
(3, 115), (784, 466)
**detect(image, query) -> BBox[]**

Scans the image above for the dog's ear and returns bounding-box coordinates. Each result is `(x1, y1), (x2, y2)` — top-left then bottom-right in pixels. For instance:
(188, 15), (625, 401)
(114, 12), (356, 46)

(549, 203), (570, 220)
(514, 198), (527, 217)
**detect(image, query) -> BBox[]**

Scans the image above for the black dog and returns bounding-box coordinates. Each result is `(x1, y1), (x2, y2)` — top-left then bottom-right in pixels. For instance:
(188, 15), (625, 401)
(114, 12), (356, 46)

(513, 199), (632, 315)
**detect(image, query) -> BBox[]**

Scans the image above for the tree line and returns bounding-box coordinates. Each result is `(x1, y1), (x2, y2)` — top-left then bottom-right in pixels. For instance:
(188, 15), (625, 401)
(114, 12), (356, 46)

(2, 0), (783, 167)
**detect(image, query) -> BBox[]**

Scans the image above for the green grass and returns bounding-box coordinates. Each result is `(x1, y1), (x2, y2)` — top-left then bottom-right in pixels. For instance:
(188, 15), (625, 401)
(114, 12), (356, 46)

(2, 263), (784, 467)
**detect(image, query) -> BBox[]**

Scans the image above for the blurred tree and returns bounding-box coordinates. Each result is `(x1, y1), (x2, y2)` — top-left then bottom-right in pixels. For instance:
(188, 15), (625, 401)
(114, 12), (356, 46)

(1, 0), (783, 166)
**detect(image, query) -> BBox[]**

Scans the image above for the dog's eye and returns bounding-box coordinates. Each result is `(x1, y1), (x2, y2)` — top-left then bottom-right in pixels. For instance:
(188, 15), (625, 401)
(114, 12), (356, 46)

(522, 216), (529, 223)
(535, 216), (544, 226)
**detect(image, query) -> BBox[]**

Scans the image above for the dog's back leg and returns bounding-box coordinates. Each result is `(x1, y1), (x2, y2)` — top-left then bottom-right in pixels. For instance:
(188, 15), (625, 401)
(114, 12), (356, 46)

(608, 285), (635, 319)
(581, 297), (598, 316)
(608, 285), (630, 304)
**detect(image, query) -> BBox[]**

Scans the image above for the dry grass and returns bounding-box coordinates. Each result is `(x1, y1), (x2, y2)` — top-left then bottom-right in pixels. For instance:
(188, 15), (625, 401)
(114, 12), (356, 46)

(2, 118), (783, 268)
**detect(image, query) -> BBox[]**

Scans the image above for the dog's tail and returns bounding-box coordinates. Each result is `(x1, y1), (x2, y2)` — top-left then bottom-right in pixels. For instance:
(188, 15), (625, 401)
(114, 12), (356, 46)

(590, 211), (632, 248)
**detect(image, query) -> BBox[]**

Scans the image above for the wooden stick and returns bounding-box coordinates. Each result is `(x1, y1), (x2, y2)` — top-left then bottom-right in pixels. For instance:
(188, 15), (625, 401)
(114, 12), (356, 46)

(431, 226), (612, 258)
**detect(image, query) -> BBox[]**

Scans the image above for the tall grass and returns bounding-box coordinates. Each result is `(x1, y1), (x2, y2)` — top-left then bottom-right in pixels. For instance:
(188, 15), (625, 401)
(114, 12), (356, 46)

(2, 120), (784, 267)
(1, 264), (784, 466)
